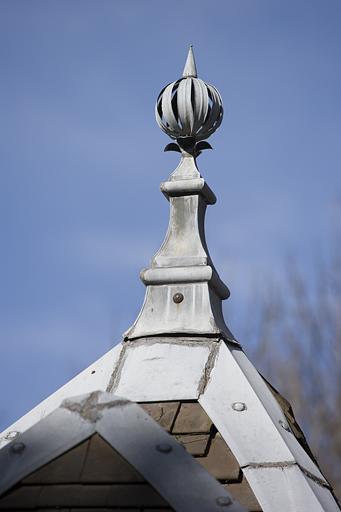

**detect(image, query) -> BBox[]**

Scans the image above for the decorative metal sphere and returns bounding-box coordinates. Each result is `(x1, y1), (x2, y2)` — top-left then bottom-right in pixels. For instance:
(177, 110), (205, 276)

(155, 46), (223, 142)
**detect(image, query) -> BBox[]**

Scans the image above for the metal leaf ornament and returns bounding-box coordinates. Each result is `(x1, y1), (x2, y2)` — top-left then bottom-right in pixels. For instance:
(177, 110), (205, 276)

(155, 46), (223, 156)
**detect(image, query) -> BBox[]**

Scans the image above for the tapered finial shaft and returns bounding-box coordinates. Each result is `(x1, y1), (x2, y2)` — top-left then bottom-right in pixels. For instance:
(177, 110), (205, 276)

(182, 45), (197, 78)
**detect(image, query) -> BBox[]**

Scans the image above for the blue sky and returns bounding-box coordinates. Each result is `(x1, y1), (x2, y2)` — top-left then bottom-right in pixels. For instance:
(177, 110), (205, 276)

(1, 0), (340, 430)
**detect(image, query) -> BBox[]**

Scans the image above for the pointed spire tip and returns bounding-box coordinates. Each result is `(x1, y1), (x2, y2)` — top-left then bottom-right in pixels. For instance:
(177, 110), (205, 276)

(183, 45), (197, 78)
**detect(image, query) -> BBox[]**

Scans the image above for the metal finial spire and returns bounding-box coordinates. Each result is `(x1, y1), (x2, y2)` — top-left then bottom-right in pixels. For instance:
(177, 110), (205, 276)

(182, 45), (197, 78)
(125, 48), (233, 342)
(156, 46), (223, 150)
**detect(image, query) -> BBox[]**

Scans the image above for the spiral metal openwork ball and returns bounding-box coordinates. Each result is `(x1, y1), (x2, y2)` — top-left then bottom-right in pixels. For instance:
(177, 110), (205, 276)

(155, 47), (223, 142)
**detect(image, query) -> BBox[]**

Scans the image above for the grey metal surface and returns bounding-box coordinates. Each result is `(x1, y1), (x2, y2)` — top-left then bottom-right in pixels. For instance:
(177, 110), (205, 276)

(110, 338), (214, 400)
(199, 341), (328, 479)
(124, 152), (235, 341)
(0, 391), (246, 512)
(243, 465), (340, 512)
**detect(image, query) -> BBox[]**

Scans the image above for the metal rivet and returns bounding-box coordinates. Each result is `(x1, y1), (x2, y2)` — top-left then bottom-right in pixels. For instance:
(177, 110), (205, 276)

(279, 419), (290, 431)
(156, 443), (172, 453)
(10, 442), (25, 454)
(6, 431), (19, 440)
(232, 402), (247, 412)
(173, 292), (184, 304)
(216, 496), (232, 506)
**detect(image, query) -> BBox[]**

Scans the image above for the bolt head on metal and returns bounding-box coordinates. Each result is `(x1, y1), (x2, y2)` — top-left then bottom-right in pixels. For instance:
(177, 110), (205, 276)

(232, 402), (247, 412)
(216, 496), (232, 506)
(6, 431), (19, 440)
(279, 419), (290, 431)
(173, 292), (184, 304)
(156, 443), (172, 454)
(10, 442), (25, 454)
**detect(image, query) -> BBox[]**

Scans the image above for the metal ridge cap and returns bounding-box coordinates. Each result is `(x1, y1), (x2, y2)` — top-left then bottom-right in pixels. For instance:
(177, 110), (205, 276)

(0, 390), (246, 512)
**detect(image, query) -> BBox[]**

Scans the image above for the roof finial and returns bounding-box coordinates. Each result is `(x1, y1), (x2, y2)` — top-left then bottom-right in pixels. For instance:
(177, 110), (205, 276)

(125, 46), (233, 342)
(182, 45), (197, 78)
(156, 46), (223, 150)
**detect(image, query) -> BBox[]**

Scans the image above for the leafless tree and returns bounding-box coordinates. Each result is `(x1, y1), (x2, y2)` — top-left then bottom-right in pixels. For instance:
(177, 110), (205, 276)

(243, 241), (341, 499)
